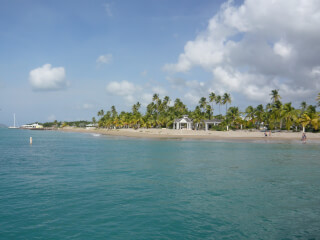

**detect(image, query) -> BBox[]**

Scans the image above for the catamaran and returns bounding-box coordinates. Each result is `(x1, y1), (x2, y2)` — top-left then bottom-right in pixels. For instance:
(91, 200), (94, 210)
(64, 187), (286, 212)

(8, 113), (19, 129)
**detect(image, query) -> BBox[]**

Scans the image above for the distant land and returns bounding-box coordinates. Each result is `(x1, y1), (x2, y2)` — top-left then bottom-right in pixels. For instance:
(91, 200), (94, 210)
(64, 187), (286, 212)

(0, 123), (8, 128)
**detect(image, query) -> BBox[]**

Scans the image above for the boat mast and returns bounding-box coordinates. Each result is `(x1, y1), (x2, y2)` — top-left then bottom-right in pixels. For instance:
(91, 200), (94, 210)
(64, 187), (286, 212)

(13, 113), (16, 128)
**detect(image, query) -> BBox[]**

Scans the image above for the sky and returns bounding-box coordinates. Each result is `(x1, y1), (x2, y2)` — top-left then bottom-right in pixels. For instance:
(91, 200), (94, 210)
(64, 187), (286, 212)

(1, 0), (320, 125)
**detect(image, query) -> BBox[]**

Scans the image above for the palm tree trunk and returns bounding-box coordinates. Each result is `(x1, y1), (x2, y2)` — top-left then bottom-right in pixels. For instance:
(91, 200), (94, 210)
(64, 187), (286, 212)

(211, 103), (214, 119)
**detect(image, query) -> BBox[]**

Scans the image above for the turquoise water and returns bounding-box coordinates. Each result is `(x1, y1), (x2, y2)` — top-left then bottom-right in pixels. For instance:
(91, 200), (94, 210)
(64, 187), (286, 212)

(0, 129), (320, 239)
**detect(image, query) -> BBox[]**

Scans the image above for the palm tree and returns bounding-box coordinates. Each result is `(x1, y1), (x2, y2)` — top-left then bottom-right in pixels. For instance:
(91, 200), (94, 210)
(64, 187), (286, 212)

(317, 93), (320, 107)
(270, 89), (281, 103)
(205, 105), (212, 120)
(269, 100), (283, 129)
(152, 93), (159, 102)
(222, 93), (231, 114)
(310, 112), (320, 131)
(280, 103), (299, 130)
(209, 92), (216, 117)
(111, 106), (117, 118)
(199, 97), (207, 116)
(306, 105), (317, 114)
(191, 106), (203, 130)
(97, 109), (104, 118)
(254, 104), (265, 129)
(245, 106), (255, 127)
(215, 95), (222, 115)
(163, 96), (170, 105)
(299, 113), (310, 133)
(300, 101), (307, 112)
(226, 107), (241, 128)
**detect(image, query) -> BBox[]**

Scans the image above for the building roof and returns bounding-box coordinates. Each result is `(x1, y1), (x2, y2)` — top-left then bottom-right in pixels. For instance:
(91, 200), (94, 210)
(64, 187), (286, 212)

(203, 119), (222, 123)
(174, 115), (193, 123)
(86, 123), (98, 127)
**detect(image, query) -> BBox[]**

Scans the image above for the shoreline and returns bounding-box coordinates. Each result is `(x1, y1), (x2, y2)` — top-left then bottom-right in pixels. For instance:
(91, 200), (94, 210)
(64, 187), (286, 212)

(57, 127), (320, 142)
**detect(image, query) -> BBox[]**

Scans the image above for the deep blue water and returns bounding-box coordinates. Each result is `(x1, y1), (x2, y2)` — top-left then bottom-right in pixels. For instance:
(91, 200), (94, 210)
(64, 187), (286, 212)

(0, 128), (320, 239)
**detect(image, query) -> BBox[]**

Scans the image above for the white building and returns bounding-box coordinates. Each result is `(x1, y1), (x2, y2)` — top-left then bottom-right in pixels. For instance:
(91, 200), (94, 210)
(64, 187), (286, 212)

(173, 115), (193, 130)
(203, 119), (222, 131)
(86, 123), (98, 129)
(21, 123), (43, 129)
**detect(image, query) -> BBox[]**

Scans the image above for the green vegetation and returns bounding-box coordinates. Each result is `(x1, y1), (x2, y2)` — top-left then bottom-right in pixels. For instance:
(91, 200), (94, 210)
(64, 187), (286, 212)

(41, 120), (91, 128)
(95, 91), (320, 132)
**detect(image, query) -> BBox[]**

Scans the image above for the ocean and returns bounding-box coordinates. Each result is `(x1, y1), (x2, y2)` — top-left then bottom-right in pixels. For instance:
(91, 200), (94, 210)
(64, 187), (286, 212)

(0, 128), (320, 239)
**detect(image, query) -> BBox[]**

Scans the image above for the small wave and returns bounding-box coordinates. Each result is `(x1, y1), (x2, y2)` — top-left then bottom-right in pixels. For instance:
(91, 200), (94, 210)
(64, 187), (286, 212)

(91, 133), (101, 137)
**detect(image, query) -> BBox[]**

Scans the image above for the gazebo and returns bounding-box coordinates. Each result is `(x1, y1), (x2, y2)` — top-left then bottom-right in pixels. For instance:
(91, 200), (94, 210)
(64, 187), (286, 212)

(203, 119), (222, 131)
(173, 115), (193, 130)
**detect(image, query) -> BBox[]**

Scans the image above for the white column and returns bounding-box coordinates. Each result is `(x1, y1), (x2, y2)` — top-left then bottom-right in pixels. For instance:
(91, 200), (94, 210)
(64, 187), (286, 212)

(205, 123), (208, 131)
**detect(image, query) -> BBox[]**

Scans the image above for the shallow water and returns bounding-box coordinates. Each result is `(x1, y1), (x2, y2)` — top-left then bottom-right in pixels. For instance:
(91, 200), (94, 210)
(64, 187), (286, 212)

(0, 128), (320, 239)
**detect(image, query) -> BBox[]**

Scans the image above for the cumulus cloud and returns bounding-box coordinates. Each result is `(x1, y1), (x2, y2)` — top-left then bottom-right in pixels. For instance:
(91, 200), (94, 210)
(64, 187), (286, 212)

(105, 80), (170, 107)
(104, 3), (113, 17)
(141, 70), (147, 77)
(166, 76), (187, 89)
(82, 103), (94, 109)
(273, 40), (292, 59)
(141, 93), (153, 106)
(106, 80), (143, 105)
(29, 64), (67, 91)
(106, 80), (138, 96)
(96, 54), (113, 65)
(152, 86), (167, 96)
(164, 0), (320, 103)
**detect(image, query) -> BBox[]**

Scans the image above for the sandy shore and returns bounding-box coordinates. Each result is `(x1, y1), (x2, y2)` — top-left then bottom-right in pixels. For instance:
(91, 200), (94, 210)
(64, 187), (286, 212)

(58, 127), (320, 142)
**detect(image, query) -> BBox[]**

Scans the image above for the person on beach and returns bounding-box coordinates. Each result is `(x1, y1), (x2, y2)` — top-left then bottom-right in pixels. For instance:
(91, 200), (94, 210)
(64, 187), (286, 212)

(269, 130), (271, 136)
(264, 132), (267, 137)
(301, 132), (307, 143)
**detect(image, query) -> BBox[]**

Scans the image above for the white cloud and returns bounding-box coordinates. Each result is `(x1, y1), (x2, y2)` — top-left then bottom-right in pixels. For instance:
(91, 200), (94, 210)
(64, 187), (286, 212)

(141, 93), (153, 106)
(152, 86), (167, 96)
(164, 0), (320, 102)
(82, 103), (94, 109)
(29, 64), (67, 91)
(106, 80), (138, 96)
(106, 80), (142, 106)
(104, 3), (113, 17)
(273, 40), (292, 58)
(166, 76), (187, 90)
(184, 92), (200, 105)
(311, 66), (320, 77)
(141, 70), (147, 77)
(96, 54), (113, 65)
(105, 80), (171, 107)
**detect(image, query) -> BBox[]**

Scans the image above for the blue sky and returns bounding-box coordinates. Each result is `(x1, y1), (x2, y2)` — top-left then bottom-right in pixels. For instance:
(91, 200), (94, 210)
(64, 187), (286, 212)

(1, 0), (320, 125)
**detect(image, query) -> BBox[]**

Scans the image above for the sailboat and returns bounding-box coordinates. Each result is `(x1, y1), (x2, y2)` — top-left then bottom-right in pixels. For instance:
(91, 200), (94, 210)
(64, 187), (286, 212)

(8, 113), (19, 129)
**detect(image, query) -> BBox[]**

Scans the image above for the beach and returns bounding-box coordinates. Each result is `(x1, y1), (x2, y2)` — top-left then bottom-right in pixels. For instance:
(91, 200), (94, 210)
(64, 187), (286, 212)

(59, 127), (320, 141)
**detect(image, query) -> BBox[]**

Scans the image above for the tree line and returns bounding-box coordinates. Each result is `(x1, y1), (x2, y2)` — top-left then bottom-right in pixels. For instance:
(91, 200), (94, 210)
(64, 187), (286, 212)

(95, 91), (320, 132)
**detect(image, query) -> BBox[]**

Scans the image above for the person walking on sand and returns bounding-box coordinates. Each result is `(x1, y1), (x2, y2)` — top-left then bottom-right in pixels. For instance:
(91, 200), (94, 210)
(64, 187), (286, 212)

(301, 132), (307, 143)
(269, 130), (271, 137)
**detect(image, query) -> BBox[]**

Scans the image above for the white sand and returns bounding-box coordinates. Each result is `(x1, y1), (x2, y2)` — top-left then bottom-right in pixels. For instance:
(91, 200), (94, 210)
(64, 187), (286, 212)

(59, 127), (320, 142)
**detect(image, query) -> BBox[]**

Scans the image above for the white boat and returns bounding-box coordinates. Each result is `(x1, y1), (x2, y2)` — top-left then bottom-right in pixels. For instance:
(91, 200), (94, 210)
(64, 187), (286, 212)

(8, 113), (19, 129)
